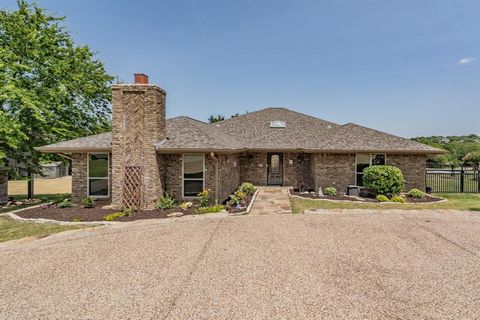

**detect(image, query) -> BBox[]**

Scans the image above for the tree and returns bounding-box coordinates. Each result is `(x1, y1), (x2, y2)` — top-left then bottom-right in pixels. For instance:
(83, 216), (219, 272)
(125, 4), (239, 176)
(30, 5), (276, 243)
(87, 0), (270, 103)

(208, 114), (225, 123)
(0, 1), (113, 172)
(464, 151), (480, 172)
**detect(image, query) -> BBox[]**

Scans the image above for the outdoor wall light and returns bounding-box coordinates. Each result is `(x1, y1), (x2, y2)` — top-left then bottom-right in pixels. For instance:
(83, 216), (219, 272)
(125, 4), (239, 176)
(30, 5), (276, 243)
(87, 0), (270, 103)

(248, 155), (253, 162)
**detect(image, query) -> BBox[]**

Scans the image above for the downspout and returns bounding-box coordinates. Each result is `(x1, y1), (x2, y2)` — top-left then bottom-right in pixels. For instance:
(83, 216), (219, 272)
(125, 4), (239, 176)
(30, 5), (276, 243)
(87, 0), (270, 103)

(210, 152), (219, 204)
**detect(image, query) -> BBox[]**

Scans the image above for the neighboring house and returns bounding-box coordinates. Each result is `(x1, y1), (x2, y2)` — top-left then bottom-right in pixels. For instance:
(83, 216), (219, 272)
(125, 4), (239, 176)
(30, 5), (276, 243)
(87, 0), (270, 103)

(36, 74), (443, 209)
(34, 162), (69, 179)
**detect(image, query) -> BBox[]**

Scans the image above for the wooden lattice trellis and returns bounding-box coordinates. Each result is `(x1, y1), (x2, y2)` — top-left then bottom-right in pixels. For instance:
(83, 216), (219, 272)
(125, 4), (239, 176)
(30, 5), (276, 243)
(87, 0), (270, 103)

(123, 166), (142, 210)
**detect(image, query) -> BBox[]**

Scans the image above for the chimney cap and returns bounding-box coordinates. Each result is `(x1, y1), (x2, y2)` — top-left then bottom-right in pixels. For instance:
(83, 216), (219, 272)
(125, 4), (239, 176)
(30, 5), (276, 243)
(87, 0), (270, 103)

(134, 73), (149, 84)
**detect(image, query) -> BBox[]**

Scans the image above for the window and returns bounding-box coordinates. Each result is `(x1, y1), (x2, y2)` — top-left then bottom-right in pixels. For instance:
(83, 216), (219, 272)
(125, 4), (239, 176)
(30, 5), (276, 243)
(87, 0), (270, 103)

(183, 154), (204, 197)
(355, 154), (386, 186)
(88, 153), (109, 197)
(270, 154), (280, 174)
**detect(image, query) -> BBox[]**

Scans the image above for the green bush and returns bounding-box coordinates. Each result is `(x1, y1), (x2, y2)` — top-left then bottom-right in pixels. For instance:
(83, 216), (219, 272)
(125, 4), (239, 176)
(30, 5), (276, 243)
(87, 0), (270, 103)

(103, 212), (124, 221)
(391, 195), (406, 203)
(376, 194), (389, 202)
(195, 204), (225, 214)
(72, 217), (82, 222)
(122, 207), (134, 216)
(82, 197), (94, 208)
(362, 165), (405, 195)
(58, 199), (73, 208)
(234, 190), (246, 200)
(408, 188), (425, 199)
(239, 182), (255, 196)
(324, 187), (337, 196)
(155, 193), (177, 210)
(198, 189), (210, 208)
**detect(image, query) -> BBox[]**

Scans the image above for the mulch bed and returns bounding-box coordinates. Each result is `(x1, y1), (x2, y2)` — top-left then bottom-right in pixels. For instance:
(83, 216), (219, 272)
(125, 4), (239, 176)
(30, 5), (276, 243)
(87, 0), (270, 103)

(16, 200), (198, 222)
(289, 189), (444, 203)
(228, 194), (255, 214)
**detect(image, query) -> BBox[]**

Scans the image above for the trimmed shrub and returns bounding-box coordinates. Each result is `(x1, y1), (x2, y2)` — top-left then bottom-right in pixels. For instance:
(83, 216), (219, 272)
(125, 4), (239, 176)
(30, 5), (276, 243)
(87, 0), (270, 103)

(58, 199), (73, 208)
(198, 189), (210, 208)
(324, 187), (337, 196)
(195, 204), (225, 214)
(363, 165), (405, 195)
(82, 196), (94, 208)
(408, 188), (425, 199)
(376, 194), (389, 202)
(239, 182), (255, 196)
(103, 212), (124, 221)
(391, 195), (406, 203)
(155, 193), (177, 210)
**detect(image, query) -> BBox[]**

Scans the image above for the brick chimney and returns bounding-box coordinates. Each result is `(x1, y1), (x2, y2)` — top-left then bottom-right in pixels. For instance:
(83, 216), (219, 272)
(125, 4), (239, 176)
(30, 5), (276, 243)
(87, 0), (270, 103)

(134, 73), (149, 84)
(111, 74), (166, 209)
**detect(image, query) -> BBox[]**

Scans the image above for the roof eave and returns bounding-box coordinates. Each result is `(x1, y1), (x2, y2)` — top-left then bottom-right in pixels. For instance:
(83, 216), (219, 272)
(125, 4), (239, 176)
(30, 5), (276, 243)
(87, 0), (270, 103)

(35, 147), (112, 153)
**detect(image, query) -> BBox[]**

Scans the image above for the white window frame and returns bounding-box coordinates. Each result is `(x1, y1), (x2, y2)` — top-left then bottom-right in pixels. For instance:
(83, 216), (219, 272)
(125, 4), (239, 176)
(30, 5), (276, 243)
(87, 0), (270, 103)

(182, 153), (205, 198)
(87, 152), (110, 198)
(355, 153), (387, 185)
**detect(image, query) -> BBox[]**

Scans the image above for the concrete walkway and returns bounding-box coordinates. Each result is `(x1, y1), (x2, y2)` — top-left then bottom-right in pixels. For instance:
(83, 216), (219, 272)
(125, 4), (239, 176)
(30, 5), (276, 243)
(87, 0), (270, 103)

(250, 187), (292, 214)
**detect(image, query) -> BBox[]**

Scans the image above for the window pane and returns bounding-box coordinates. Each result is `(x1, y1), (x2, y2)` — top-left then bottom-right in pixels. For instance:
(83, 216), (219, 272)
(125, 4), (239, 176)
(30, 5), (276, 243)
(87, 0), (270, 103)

(372, 154), (385, 165)
(89, 154), (108, 178)
(356, 154), (370, 173)
(89, 179), (108, 196)
(270, 155), (280, 174)
(356, 174), (364, 186)
(184, 155), (203, 179)
(184, 180), (203, 197)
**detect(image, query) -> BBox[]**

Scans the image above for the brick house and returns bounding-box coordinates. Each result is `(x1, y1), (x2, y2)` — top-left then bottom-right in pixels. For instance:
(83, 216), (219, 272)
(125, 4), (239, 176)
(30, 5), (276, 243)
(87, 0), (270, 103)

(37, 74), (443, 209)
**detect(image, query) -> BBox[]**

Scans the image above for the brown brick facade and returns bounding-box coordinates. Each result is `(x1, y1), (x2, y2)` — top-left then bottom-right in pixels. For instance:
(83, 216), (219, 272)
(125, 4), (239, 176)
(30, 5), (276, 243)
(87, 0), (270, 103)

(386, 154), (427, 191)
(111, 84), (166, 209)
(310, 153), (356, 194)
(71, 151), (426, 203)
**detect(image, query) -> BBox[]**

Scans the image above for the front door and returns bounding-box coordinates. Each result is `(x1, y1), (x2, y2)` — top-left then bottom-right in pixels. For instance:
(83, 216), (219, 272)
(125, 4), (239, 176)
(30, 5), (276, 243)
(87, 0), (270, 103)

(267, 153), (283, 185)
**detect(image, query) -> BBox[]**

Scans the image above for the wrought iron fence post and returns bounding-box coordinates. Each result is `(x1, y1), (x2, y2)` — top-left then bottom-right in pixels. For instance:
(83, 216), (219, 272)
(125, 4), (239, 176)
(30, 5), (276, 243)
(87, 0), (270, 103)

(460, 168), (465, 193)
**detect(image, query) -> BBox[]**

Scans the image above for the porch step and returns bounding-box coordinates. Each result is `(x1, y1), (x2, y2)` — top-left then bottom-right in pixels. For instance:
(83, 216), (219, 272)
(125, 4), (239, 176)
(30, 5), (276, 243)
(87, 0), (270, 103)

(250, 187), (292, 215)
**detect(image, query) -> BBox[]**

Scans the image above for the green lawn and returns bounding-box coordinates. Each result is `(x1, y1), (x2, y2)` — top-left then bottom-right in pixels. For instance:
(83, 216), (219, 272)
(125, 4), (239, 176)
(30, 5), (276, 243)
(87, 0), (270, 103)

(0, 216), (85, 243)
(0, 194), (68, 214)
(290, 193), (480, 214)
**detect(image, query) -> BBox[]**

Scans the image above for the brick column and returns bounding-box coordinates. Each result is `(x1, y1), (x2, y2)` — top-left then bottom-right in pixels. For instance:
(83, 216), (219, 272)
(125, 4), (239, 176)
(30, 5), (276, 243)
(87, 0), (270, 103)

(111, 81), (166, 209)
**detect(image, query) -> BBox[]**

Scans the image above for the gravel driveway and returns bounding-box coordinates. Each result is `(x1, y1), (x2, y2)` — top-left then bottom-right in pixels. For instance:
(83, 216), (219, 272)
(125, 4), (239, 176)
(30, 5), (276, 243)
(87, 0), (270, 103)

(1, 210), (479, 319)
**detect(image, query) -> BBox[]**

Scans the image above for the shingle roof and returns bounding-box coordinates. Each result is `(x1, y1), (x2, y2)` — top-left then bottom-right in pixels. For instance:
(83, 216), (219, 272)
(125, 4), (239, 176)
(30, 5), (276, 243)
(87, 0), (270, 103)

(37, 107), (444, 154)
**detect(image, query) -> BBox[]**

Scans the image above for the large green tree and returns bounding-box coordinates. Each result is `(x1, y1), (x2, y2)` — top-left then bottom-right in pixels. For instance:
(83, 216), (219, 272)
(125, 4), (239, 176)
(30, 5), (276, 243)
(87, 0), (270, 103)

(0, 1), (113, 171)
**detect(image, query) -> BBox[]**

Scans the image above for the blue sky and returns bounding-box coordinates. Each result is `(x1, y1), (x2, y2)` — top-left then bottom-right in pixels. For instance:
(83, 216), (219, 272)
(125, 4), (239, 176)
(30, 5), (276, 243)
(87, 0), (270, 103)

(3, 0), (479, 137)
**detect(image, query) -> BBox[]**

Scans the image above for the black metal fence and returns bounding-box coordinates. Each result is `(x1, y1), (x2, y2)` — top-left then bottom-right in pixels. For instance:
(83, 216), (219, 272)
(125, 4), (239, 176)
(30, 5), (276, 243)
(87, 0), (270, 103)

(426, 168), (480, 193)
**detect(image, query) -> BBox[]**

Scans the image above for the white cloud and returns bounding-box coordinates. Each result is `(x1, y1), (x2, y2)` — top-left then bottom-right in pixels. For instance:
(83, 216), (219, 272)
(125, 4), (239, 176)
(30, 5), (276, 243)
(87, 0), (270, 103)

(456, 57), (477, 65)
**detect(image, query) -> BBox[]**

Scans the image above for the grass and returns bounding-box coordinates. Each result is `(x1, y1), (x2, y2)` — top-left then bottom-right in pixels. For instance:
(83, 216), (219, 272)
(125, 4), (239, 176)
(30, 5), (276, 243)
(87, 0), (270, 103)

(0, 194), (68, 213)
(290, 193), (480, 214)
(0, 216), (85, 243)
(427, 174), (479, 193)
(8, 176), (72, 195)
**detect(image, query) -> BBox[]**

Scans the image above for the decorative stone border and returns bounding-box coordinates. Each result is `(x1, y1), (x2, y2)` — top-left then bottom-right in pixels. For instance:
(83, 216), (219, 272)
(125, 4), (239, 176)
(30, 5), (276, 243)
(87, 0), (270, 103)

(287, 188), (448, 204)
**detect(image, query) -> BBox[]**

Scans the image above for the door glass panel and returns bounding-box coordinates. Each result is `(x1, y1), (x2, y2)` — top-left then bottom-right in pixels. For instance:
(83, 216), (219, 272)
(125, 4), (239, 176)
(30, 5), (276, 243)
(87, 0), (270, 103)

(271, 155), (280, 174)
(356, 154), (370, 173)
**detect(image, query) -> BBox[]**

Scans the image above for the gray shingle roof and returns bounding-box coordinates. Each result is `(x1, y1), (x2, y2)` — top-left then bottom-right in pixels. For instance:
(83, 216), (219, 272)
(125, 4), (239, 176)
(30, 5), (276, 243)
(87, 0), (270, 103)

(37, 107), (444, 154)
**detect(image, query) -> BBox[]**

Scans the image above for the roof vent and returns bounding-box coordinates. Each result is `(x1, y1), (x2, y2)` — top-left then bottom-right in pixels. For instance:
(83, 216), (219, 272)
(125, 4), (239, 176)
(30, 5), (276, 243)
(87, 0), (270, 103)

(270, 120), (286, 128)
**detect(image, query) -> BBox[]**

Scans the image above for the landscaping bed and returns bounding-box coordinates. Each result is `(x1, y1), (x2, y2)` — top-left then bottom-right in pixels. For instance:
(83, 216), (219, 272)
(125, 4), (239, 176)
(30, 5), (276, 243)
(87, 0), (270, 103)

(16, 201), (198, 222)
(289, 188), (444, 204)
